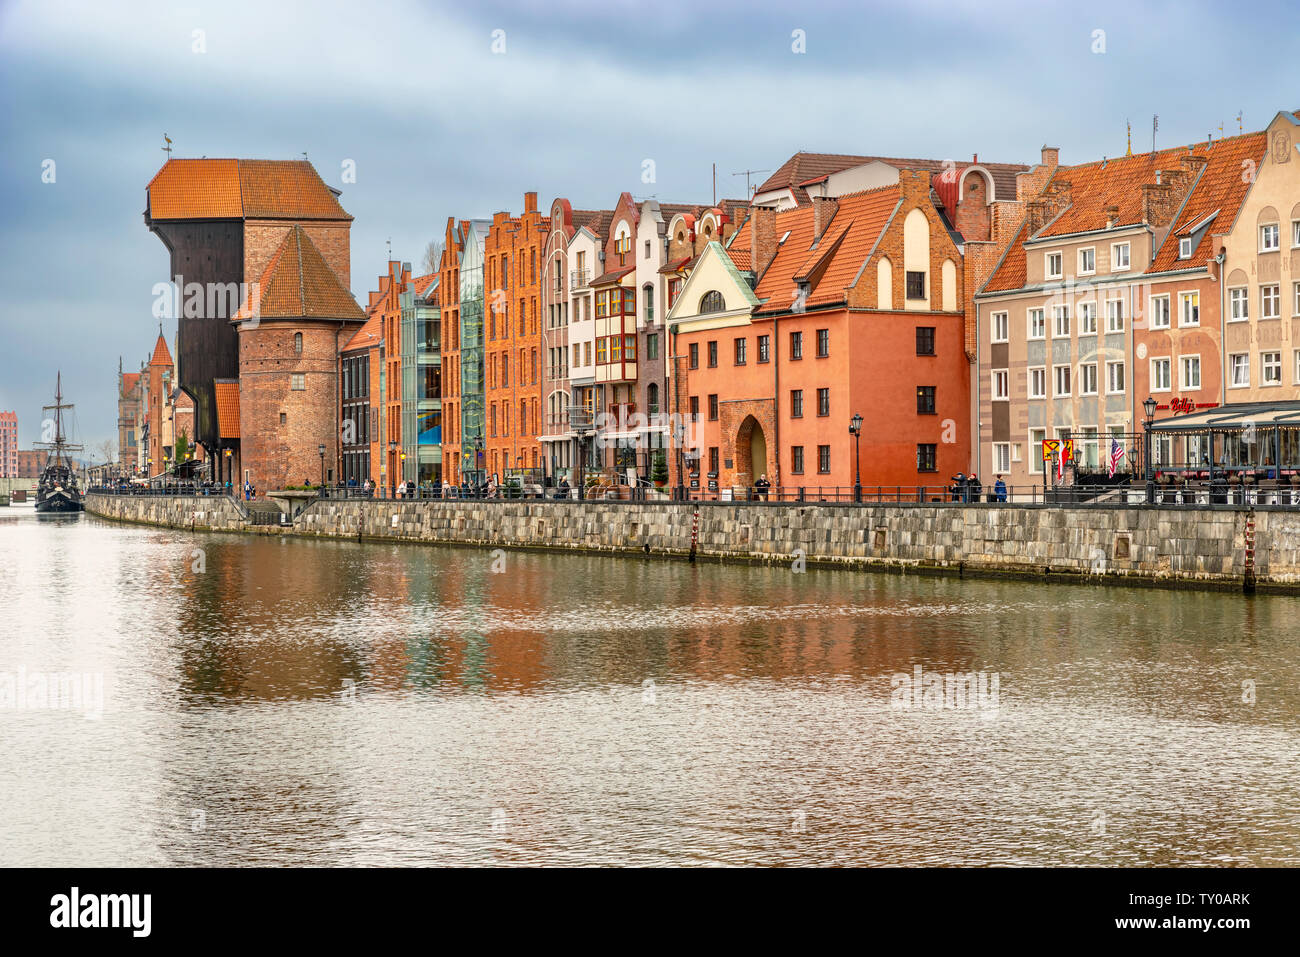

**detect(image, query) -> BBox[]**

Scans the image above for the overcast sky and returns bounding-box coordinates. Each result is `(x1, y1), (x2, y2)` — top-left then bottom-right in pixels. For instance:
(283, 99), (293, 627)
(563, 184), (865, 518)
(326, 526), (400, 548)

(1, 0), (1296, 451)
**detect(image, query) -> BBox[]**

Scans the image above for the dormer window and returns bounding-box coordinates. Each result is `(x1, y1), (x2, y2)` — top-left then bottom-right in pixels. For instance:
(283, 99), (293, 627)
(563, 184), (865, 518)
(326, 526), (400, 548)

(1179, 237), (1192, 259)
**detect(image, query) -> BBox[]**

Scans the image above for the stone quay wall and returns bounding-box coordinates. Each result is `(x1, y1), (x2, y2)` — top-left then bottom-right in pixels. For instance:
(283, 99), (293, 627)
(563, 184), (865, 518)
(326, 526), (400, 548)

(86, 493), (1300, 591)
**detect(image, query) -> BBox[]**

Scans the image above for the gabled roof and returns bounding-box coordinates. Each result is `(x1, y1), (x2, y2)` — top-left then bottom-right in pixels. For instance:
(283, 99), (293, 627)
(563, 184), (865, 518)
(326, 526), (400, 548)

(412, 273), (438, 298)
(213, 380), (240, 440)
(235, 226), (365, 322)
(751, 185), (902, 315)
(147, 159), (351, 221)
(666, 241), (761, 322)
(758, 151), (1027, 206)
(120, 372), (141, 395)
(571, 209), (613, 237)
(590, 266), (635, 286)
(149, 334), (173, 366)
(342, 311), (382, 352)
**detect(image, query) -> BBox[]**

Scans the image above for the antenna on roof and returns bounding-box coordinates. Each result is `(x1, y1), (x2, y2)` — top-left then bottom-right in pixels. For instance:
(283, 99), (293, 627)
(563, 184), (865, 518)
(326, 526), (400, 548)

(302, 152), (308, 161)
(732, 168), (772, 199)
(1126, 119), (1132, 157)
(1237, 110), (1243, 133)
(162, 133), (173, 158)
(386, 237), (392, 262)
(1152, 114), (1159, 153)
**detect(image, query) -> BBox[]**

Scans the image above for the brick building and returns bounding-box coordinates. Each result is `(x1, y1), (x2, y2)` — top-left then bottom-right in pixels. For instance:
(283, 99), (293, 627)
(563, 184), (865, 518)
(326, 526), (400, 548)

(117, 360), (144, 474)
(668, 168), (974, 493)
(145, 332), (174, 476)
(233, 225), (365, 491)
(0, 411), (16, 477)
(340, 297), (382, 485)
(482, 193), (545, 480)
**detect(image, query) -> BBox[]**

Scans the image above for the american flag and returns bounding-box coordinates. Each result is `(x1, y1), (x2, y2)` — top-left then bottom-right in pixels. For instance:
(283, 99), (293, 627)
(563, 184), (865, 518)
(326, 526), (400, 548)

(1108, 436), (1124, 478)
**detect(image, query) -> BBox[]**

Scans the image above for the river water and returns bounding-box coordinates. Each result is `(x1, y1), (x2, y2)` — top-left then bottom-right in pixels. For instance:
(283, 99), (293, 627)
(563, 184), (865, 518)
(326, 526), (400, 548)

(1, 505), (1297, 866)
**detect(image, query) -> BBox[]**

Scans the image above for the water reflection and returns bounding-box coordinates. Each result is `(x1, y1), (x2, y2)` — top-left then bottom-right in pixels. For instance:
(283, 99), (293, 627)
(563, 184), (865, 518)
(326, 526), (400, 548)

(0, 506), (1297, 866)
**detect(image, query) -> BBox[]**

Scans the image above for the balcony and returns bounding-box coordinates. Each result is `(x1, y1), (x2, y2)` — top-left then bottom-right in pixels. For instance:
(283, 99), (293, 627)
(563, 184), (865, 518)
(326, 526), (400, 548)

(568, 406), (594, 432)
(570, 268), (590, 291)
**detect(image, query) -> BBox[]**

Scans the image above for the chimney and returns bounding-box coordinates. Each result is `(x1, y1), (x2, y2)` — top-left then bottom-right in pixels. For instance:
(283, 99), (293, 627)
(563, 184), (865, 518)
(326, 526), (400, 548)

(812, 195), (839, 242)
(898, 168), (931, 204)
(1041, 145), (1060, 169)
(751, 205), (778, 277)
(524, 191), (538, 214)
(1141, 183), (1173, 226)
(1105, 205), (1120, 228)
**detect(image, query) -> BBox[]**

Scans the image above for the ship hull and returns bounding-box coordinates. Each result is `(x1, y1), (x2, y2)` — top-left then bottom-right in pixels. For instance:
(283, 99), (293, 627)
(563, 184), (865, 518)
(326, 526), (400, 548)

(35, 490), (84, 513)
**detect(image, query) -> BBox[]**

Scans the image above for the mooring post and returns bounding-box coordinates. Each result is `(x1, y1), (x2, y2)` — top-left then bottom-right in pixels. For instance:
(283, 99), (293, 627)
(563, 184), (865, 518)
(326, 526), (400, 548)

(1243, 508), (1256, 595)
(689, 507), (699, 563)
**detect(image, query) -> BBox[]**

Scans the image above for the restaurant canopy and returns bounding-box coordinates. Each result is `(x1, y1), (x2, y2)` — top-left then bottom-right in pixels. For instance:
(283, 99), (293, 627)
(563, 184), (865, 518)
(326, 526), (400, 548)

(1148, 400), (1300, 432)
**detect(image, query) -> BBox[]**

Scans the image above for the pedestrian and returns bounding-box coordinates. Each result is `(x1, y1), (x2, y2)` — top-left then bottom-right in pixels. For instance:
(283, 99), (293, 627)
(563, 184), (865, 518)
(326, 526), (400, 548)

(969, 473), (983, 502)
(754, 473), (771, 501)
(994, 474), (1007, 502)
(950, 472), (966, 503)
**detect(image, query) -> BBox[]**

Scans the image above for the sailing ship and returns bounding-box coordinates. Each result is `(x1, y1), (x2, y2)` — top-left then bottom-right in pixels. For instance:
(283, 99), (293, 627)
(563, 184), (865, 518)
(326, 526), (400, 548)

(34, 372), (84, 513)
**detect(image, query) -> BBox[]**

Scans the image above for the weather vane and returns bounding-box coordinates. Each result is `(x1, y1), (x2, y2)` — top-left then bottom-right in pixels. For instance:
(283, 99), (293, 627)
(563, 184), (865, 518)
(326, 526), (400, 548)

(162, 134), (173, 157)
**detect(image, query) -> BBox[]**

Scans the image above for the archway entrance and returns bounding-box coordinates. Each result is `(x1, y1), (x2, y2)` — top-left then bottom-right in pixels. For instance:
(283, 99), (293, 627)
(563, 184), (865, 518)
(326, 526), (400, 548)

(735, 415), (767, 487)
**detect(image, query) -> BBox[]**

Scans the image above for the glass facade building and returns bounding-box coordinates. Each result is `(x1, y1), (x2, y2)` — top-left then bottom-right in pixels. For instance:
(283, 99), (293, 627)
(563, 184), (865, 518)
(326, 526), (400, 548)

(401, 278), (442, 486)
(459, 221), (488, 481)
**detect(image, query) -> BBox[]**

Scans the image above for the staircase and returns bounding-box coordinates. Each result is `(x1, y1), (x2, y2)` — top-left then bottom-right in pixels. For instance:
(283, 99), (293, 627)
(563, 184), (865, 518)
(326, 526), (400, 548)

(245, 500), (287, 526)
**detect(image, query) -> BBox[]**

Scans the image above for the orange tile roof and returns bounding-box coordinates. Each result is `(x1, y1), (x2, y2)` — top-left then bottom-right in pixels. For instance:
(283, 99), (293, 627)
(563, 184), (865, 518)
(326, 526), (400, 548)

(726, 248), (753, 270)
(147, 159), (350, 221)
(759, 151), (1027, 205)
(1150, 132), (1267, 273)
(753, 185), (900, 314)
(412, 273), (438, 298)
(983, 131), (1269, 291)
(235, 226), (365, 321)
(342, 311), (382, 352)
(149, 333), (173, 366)
(213, 380), (240, 440)
(120, 372), (141, 394)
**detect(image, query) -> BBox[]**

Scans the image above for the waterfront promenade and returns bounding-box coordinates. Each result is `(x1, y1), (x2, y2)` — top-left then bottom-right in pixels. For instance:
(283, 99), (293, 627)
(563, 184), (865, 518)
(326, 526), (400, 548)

(85, 491), (1297, 593)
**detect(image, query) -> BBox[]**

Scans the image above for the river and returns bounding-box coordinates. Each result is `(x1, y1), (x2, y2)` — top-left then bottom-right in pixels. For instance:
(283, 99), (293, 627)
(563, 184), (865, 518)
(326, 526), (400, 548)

(1, 505), (1297, 866)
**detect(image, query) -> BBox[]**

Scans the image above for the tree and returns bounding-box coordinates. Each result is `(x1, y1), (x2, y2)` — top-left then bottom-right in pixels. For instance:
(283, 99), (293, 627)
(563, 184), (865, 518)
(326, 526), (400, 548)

(422, 240), (444, 276)
(651, 448), (668, 486)
(97, 439), (116, 465)
(175, 430), (190, 463)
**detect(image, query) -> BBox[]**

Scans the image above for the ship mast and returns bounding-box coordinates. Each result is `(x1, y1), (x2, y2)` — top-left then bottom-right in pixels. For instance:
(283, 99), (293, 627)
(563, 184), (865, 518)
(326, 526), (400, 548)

(38, 370), (83, 470)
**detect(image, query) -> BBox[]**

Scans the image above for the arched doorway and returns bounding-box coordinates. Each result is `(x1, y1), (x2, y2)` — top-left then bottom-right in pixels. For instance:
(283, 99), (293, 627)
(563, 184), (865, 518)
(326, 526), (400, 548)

(735, 415), (767, 487)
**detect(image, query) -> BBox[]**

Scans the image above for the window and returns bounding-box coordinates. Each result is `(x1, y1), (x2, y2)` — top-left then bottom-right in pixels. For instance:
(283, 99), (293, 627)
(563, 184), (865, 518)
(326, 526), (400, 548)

(790, 389), (803, 418)
(1078, 302), (1097, 335)
(1052, 305), (1070, 338)
(707, 340), (717, 367)
(1263, 351), (1282, 385)
(1294, 349), (1300, 385)
(644, 284), (654, 322)
(734, 337), (747, 365)
(1150, 295), (1170, 328)
(816, 329), (829, 357)
(291, 373), (305, 391)
(596, 338), (607, 364)
(1054, 364), (1071, 396)
(791, 446), (804, 474)
(294, 332), (303, 355)
(1078, 247), (1096, 275)
(623, 335), (636, 361)
(709, 447), (719, 474)
(1111, 242), (1130, 271)
(1179, 237), (1192, 259)
(916, 443), (937, 472)
(1028, 308), (1045, 339)
(916, 327), (936, 355)
(1294, 221), (1300, 248)
(647, 333), (658, 360)
(1261, 223), (1280, 252)
(1106, 298), (1125, 333)
(667, 278), (682, 308)
(818, 445), (831, 473)
(1230, 353), (1249, 388)
(906, 271), (925, 299)
(918, 385), (937, 414)
(1180, 355), (1201, 390)
(1045, 251), (1062, 279)
(817, 388), (830, 417)
(1106, 361), (1125, 394)
(757, 335), (770, 363)
(1262, 284), (1281, 320)
(1029, 428), (1046, 473)
(1295, 282), (1300, 317)
(1029, 366), (1046, 399)
(1179, 292), (1199, 326)
(644, 239), (651, 259)
(647, 383), (660, 415)
(790, 331), (803, 360)
(689, 395), (699, 421)
(689, 342), (698, 369)
(1150, 357), (1171, 391)
(992, 370), (1008, 400)
(699, 290), (725, 314)
(1229, 287), (1249, 321)
(1079, 363), (1097, 395)
(991, 312), (1008, 343)
(994, 443), (1011, 474)
(280, 412), (287, 425)
(708, 394), (718, 420)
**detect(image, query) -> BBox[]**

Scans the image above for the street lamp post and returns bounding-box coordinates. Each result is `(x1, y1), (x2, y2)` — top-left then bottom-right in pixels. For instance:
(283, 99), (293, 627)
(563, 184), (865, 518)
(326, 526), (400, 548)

(318, 443), (326, 493)
(388, 441), (396, 498)
(849, 413), (863, 503)
(1143, 395), (1157, 504)
(673, 421), (686, 501)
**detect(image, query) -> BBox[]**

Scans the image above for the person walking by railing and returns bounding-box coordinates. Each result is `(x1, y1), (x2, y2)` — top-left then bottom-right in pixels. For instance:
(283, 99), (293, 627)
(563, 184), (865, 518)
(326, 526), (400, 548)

(968, 473), (983, 502)
(754, 473), (771, 501)
(994, 475), (1007, 502)
(949, 472), (966, 503)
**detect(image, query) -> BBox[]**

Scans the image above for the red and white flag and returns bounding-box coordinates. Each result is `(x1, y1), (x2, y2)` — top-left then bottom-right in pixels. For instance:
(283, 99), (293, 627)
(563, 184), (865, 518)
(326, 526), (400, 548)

(1108, 436), (1124, 478)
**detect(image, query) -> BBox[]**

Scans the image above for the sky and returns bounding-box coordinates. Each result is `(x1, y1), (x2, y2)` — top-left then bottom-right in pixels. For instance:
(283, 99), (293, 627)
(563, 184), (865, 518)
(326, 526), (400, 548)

(1, 0), (1296, 453)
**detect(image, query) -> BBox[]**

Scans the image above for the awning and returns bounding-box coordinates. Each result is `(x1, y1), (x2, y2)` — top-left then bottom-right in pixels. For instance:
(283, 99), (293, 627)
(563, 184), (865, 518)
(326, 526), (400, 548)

(214, 380), (240, 440)
(1149, 400), (1300, 432)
